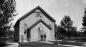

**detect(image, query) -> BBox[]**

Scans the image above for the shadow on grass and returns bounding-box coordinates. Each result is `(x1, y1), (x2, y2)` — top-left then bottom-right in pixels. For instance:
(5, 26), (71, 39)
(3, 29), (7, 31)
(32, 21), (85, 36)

(0, 38), (12, 47)
(19, 41), (71, 47)
(19, 40), (85, 47)
(50, 40), (84, 46)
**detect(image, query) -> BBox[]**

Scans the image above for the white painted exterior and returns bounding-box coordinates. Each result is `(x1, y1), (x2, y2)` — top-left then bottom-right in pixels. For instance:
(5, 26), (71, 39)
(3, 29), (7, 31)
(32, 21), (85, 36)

(18, 8), (55, 42)
(30, 22), (51, 41)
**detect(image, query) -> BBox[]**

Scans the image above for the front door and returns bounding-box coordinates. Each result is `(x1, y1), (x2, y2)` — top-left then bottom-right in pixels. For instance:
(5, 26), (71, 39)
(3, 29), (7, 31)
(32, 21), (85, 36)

(40, 34), (46, 41)
(38, 27), (46, 41)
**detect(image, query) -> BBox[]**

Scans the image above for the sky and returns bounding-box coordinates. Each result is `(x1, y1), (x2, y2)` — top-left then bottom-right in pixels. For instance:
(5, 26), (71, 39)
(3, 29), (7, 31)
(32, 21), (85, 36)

(13, 0), (86, 30)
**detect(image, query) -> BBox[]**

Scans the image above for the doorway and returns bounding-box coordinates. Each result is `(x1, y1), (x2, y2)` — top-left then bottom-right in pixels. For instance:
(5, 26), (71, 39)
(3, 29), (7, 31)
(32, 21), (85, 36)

(40, 34), (46, 41)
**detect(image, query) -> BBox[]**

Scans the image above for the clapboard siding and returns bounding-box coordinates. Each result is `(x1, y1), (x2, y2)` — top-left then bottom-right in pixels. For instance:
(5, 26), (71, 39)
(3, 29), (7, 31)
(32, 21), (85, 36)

(14, 6), (56, 42)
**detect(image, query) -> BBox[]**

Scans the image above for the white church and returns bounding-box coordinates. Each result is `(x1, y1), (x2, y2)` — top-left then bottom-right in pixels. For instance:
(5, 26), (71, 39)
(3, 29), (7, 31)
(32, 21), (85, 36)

(14, 6), (56, 43)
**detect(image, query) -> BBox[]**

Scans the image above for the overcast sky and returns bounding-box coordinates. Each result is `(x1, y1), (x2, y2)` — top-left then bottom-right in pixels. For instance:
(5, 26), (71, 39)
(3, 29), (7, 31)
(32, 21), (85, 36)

(14, 0), (86, 30)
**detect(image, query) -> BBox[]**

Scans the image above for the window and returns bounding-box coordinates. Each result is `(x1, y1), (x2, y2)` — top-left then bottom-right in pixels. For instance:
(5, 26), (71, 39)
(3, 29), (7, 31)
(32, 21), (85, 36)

(24, 23), (28, 35)
(35, 12), (42, 18)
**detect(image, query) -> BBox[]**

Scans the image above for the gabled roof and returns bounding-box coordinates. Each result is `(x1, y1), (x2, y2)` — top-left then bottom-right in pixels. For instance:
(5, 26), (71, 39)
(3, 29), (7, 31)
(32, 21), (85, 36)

(28, 19), (52, 30)
(14, 6), (56, 27)
(20, 6), (55, 22)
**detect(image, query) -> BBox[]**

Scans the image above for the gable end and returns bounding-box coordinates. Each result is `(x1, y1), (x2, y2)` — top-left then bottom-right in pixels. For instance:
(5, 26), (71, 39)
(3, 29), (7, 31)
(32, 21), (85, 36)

(28, 19), (52, 30)
(14, 6), (56, 27)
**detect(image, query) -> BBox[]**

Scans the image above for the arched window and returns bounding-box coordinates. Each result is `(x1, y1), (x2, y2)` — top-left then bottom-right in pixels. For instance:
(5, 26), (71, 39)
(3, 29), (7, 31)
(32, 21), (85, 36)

(24, 23), (28, 35)
(49, 24), (52, 30)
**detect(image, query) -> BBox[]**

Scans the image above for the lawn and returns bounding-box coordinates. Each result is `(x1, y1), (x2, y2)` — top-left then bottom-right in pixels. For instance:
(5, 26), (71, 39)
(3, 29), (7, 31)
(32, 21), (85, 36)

(50, 40), (84, 46)
(0, 38), (84, 47)
(19, 42), (68, 47)
(20, 45), (69, 47)
(18, 39), (85, 47)
(19, 40), (84, 47)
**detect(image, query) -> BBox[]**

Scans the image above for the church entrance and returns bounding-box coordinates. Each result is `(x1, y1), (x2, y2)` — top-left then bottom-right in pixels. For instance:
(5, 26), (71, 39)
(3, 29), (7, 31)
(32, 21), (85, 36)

(38, 27), (47, 41)
(26, 22), (50, 41)
(40, 34), (46, 41)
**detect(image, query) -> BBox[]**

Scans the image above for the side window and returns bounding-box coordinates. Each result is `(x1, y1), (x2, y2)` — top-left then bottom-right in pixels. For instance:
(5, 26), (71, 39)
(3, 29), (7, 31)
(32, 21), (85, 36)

(24, 23), (28, 35)
(49, 22), (53, 30)
(49, 24), (52, 29)
(49, 24), (51, 28)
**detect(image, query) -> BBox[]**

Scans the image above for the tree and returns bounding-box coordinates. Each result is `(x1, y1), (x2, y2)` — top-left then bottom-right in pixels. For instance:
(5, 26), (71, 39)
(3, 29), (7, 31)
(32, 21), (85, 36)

(55, 15), (77, 40)
(60, 15), (77, 37)
(0, 0), (16, 38)
(56, 25), (66, 39)
(82, 8), (86, 34)
(82, 8), (86, 26)
(71, 27), (77, 37)
(61, 16), (73, 31)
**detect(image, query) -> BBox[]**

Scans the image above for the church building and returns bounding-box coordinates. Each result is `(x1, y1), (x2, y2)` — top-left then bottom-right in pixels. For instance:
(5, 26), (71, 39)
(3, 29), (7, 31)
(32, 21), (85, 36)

(14, 6), (56, 43)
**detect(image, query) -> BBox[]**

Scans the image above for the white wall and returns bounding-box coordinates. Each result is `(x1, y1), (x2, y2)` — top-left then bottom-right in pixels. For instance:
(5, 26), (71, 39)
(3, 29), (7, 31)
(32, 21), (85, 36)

(30, 22), (52, 41)
(19, 9), (55, 42)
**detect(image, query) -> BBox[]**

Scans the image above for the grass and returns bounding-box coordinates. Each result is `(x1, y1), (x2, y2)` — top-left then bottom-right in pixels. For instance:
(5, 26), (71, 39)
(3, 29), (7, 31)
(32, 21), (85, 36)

(20, 42), (49, 45)
(19, 40), (84, 47)
(0, 38), (13, 46)
(50, 40), (84, 46)
(20, 42), (68, 47)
